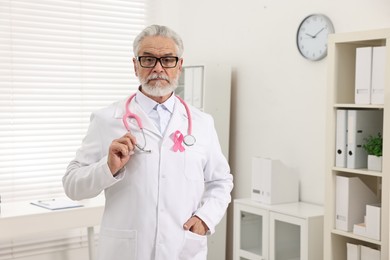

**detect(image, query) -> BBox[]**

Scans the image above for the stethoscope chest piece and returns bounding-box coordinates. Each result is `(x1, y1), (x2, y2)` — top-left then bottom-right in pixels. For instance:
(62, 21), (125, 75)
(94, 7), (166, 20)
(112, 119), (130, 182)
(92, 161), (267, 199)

(183, 134), (196, 146)
(124, 93), (196, 152)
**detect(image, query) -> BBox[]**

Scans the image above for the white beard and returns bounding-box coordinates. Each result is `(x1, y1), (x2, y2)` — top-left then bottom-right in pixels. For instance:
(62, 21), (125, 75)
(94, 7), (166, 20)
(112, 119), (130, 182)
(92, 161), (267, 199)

(140, 73), (179, 97)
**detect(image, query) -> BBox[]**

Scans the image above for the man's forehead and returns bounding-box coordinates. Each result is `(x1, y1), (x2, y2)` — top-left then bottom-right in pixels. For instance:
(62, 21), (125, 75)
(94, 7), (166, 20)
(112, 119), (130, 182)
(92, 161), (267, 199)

(139, 36), (177, 55)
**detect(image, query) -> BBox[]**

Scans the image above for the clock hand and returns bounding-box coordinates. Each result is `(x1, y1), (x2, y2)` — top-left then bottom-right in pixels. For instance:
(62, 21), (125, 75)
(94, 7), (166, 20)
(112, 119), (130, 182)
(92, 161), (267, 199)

(313, 27), (325, 37)
(305, 33), (315, 38)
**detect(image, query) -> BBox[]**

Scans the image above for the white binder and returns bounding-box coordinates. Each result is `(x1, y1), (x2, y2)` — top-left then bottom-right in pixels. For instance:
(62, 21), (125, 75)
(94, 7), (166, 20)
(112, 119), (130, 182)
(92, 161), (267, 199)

(335, 109), (348, 167)
(335, 175), (378, 232)
(347, 110), (383, 169)
(355, 47), (373, 104)
(251, 157), (299, 204)
(371, 46), (386, 105)
(366, 204), (381, 240)
(361, 245), (380, 260)
(347, 243), (360, 260)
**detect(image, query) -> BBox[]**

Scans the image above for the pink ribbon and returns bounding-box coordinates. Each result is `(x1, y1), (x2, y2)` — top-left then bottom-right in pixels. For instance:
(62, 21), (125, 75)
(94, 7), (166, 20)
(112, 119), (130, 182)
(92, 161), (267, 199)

(173, 130), (185, 152)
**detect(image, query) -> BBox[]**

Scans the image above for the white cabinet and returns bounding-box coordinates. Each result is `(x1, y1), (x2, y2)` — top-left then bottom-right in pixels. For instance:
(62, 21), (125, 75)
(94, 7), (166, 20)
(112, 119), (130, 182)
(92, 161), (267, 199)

(234, 200), (269, 260)
(234, 198), (323, 260)
(324, 29), (390, 260)
(177, 65), (205, 110)
(177, 63), (232, 260)
(176, 63), (232, 158)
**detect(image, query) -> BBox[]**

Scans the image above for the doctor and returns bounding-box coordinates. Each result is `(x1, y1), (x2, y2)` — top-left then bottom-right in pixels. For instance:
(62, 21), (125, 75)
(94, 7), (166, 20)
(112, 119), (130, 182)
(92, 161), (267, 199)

(63, 24), (233, 260)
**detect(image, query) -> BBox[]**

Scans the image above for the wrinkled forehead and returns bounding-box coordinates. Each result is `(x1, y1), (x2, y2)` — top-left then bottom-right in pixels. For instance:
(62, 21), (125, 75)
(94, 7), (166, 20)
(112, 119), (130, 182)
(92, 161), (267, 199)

(138, 36), (179, 57)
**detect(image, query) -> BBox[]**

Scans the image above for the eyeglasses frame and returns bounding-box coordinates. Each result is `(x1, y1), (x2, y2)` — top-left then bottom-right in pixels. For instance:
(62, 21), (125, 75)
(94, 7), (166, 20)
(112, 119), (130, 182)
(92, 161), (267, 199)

(137, 56), (180, 68)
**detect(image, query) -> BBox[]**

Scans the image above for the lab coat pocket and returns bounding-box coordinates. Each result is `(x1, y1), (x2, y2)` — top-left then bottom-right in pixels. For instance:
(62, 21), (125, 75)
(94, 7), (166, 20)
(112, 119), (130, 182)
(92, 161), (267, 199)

(184, 148), (206, 181)
(178, 231), (207, 260)
(98, 228), (137, 260)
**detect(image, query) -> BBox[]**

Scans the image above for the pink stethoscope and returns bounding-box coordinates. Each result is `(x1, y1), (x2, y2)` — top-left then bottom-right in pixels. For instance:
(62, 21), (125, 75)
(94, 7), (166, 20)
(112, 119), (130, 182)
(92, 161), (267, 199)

(122, 93), (196, 153)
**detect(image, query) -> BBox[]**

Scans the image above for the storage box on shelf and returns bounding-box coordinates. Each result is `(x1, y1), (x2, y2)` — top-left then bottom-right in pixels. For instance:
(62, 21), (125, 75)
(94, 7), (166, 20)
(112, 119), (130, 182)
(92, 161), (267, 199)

(324, 28), (390, 260)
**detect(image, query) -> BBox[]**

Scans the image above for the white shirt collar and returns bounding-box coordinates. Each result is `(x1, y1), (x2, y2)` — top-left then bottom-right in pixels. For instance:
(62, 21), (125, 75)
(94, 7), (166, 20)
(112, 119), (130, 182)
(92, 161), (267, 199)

(135, 89), (175, 114)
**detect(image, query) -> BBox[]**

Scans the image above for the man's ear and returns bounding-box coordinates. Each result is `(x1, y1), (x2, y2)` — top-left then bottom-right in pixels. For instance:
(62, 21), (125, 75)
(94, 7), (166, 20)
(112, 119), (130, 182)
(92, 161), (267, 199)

(178, 58), (184, 72)
(133, 57), (138, 76)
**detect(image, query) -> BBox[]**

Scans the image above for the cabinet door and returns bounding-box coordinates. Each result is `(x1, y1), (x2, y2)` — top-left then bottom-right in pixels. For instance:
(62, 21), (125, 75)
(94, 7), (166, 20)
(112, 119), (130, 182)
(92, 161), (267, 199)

(269, 212), (306, 260)
(234, 202), (269, 260)
(177, 64), (232, 260)
(177, 65), (204, 110)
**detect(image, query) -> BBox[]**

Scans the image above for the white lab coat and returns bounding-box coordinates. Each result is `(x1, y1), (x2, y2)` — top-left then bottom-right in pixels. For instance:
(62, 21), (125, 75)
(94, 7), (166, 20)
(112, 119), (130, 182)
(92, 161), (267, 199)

(63, 93), (233, 260)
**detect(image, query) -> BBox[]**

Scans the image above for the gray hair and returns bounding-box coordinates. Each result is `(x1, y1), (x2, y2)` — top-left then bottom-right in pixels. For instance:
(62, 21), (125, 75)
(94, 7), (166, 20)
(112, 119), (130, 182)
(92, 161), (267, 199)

(133, 24), (184, 57)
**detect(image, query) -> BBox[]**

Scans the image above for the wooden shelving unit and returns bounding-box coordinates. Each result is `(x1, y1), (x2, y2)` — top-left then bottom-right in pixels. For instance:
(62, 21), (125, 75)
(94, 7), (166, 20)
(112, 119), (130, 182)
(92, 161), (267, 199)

(324, 28), (390, 260)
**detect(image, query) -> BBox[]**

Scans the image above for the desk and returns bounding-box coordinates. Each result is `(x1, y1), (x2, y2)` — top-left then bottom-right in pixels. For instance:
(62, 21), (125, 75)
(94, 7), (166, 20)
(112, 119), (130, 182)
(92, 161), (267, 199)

(0, 196), (105, 260)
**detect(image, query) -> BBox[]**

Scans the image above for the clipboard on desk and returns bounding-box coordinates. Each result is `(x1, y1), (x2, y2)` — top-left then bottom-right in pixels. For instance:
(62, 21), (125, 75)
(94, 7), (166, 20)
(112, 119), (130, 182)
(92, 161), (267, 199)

(31, 198), (83, 210)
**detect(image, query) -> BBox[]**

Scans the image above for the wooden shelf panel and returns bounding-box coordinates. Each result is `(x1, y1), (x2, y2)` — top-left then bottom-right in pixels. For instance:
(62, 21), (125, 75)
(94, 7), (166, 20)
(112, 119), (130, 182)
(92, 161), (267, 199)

(325, 28), (390, 260)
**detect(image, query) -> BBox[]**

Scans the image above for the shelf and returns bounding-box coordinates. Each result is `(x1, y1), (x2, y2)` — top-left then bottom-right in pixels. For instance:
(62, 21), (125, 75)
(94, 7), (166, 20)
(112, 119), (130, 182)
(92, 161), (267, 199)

(328, 28), (390, 43)
(333, 103), (384, 109)
(331, 229), (382, 245)
(332, 167), (383, 177)
(325, 28), (390, 260)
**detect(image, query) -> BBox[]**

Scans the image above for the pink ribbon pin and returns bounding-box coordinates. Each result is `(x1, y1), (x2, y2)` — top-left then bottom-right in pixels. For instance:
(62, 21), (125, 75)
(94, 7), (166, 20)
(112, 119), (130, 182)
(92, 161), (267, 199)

(172, 130), (185, 152)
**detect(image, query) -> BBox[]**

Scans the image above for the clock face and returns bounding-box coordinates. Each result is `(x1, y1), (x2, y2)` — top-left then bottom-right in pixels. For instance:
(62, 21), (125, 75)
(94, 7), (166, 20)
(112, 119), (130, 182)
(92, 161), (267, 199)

(296, 14), (334, 61)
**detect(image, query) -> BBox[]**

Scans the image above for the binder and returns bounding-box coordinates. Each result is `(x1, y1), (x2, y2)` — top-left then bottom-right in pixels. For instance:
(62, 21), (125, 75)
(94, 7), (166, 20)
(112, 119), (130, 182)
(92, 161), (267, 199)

(335, 175), (378, 232)
(347, 110), (383, 169)
(366, 203), (381, 240)
(371, 46), (386, 105)
(335, 109), (348, 167)
(360, 245), (380, 260)
(355, 47), (372, 104)
(251, 157), (299, 204)
(347, 243), (360, 260)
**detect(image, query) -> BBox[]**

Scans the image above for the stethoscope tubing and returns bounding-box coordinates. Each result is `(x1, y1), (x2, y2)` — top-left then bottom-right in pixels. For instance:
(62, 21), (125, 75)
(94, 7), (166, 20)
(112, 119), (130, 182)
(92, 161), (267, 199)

(175, 95), (192, 136)
(122, 93), (195, 151)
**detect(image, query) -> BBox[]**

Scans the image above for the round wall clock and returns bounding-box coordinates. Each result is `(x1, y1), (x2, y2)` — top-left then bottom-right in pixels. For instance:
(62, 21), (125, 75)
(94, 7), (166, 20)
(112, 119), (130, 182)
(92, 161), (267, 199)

(296, 14), (335, 61)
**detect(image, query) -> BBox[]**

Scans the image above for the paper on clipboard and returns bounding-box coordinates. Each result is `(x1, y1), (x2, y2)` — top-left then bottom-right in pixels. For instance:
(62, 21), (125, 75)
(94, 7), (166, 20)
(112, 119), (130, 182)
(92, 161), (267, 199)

(31, 198), (83, 210)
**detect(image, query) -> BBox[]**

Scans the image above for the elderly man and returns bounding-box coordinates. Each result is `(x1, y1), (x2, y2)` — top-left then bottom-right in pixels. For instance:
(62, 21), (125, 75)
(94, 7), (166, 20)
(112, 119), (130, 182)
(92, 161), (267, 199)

(63, 24), (233, 260)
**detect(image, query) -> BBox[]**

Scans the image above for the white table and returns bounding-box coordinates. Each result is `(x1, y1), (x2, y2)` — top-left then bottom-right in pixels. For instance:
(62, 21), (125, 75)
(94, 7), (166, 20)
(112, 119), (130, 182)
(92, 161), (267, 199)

(0, 196), (105, 260)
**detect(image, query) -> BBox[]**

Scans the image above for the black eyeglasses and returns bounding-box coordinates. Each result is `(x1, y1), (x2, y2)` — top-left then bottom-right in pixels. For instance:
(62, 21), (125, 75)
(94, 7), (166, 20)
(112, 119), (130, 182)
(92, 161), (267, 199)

(137, 56), (179, 68)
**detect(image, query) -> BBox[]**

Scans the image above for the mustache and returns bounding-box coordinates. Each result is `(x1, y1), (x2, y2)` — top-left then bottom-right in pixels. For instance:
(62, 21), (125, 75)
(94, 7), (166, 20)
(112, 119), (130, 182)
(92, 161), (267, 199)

(147, 74), (170, 82)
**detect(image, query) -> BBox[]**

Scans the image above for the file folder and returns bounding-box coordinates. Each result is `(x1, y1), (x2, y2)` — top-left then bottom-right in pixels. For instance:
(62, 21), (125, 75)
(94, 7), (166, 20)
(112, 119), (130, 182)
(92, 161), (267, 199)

(31, 198), (83, 210)
(347, 109), (383, 169)
(353, 222), (366, 237)
(347, 243), (360, 260)
(251, 157), (299, 204)
(366, 203), (381, 240)
(371, 46), (386, 105)
(353, 203), (381, 240)
(335, 175), (378, 232)
(355, 47), (372, 104)
(360, 245), (380, 260)
(335, 109), (348, 167)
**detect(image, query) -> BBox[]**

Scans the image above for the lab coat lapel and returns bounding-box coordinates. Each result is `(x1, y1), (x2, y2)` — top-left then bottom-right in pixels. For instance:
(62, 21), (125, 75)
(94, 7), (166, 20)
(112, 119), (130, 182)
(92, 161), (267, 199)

(163, 97), (188, 143)
(113, 97), (161, 137)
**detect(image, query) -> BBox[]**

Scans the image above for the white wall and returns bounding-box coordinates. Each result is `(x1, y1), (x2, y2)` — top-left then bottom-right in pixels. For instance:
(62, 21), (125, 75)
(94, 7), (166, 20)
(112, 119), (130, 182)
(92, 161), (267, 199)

(8, 1), (390, 259)
(150, 0), (390, 259)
